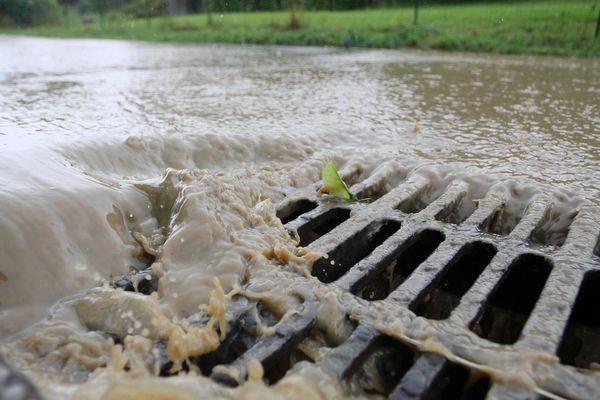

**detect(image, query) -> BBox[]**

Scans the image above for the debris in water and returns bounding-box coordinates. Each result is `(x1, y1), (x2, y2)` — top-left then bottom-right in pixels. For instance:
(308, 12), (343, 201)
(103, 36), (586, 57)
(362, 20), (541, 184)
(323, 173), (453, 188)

(318, 162), (356, 200)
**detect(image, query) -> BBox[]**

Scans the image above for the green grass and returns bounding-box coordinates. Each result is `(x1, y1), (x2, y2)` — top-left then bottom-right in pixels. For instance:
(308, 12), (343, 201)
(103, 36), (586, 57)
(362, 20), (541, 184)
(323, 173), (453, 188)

(2, 1), (600, 57)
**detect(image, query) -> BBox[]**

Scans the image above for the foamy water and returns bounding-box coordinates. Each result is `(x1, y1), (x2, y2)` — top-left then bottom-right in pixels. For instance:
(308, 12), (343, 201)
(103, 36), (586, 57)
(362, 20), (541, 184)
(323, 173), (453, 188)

(0, 36), (598, 398)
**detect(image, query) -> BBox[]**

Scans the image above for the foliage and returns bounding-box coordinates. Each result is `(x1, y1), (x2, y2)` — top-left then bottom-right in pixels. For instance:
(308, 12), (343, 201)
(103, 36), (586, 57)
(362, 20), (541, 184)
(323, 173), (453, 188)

(2, 1), (598, 57)
(120, 0), (168, 18)
(0, 0), (62, 26)
(319, 162), (356, 200)
(0, 0), (548, 26)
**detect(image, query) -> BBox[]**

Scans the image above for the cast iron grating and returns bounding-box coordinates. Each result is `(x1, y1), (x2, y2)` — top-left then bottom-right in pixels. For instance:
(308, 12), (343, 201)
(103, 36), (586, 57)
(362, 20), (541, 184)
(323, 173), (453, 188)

(276, 165), (600, 399)
(3, 165), (600, 400)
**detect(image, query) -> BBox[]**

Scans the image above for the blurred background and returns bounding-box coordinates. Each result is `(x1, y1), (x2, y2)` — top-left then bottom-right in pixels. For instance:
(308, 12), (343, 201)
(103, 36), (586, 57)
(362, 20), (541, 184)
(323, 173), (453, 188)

(1, 0), (599, 57)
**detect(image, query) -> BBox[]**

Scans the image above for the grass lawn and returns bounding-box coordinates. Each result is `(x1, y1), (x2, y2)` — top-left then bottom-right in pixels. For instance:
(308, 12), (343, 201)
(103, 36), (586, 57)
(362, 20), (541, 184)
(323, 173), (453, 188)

(2, 1), (599, 57)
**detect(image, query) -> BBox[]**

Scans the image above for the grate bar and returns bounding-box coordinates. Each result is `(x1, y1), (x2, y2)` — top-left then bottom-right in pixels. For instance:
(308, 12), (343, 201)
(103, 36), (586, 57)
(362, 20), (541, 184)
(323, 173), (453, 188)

(409, 241), (497, 320)
(530, 207), (580, 249)
(509, 194), (551, 242)
(517, 206), (600, 352)
(471, 253), (553, 345)
(560, 205), (600, 258)
(319, 325), (418, 397)
(319, 324), (380, 380)
(464, 188), (506, 228)
(423, 181), (470, 222)
(338, 165), (364, 188)
(514, 263), (586, 354)
(211, 300), (318, 386)
(447, 248), (516, 329)
(311, 219), (401, 283)
(387, 240), (466, 307)
(347, 160), (408, 202)
(345, 227), (445, 301)
(388, 352), (491, 400)
(296, 207), (352, 247)
(372, 175), (431, 212)
(307, 213), (382, 258)
(388, 353), (452, 400)
(397, 185), (439, 215)
(192, 296), (263, 375)
(277, 198), (318, 224)
(334, 221), (425, 293)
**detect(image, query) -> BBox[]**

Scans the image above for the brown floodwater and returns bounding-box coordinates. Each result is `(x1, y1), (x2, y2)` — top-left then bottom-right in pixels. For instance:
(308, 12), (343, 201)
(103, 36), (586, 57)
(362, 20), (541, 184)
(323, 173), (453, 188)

(1, 36), (598, 191)
(0, 36), (598, 399)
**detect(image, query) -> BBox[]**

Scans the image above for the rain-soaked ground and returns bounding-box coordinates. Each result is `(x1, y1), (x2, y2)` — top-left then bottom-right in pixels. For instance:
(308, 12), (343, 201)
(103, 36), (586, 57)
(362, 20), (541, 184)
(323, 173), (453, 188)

(0, 36), (598, 399)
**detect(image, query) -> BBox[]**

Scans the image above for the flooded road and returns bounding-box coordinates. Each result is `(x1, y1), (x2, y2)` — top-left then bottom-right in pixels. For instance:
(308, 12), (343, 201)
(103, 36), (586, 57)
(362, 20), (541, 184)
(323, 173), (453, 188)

(1, 37), (598, 190)
(0, 36), (598, 399)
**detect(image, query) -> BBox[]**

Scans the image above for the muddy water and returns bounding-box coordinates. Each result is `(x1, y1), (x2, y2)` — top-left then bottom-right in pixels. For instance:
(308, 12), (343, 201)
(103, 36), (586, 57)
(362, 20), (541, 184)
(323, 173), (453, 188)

(0, 36), (598, 398)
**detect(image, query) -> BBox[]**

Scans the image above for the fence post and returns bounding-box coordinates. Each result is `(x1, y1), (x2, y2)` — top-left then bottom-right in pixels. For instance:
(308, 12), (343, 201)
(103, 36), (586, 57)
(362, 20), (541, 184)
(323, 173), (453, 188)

(594, 7), (600, 38)
(145, 0), (150, 27)
(206, 0), (213, 27)
(414, 0), (419, 26)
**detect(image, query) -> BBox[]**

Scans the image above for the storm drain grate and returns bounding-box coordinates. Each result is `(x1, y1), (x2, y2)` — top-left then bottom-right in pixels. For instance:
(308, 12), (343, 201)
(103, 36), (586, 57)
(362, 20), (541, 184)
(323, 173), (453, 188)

(4, 166), (600, 400)
(276, 166), (600, 399)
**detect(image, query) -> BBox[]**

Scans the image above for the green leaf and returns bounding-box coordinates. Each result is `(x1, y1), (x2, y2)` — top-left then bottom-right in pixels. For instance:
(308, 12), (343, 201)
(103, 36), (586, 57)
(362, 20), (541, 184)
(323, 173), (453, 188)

(320, 162), (356, 200)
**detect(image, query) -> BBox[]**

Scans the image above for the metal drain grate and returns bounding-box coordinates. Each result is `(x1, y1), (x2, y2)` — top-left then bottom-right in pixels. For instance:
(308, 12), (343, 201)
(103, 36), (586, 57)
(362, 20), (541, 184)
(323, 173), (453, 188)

(277, 167), (600, 399)
(3, 167), (600, 400)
